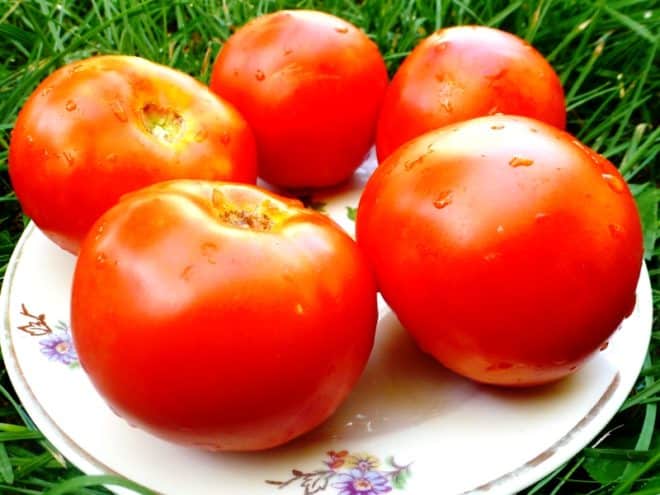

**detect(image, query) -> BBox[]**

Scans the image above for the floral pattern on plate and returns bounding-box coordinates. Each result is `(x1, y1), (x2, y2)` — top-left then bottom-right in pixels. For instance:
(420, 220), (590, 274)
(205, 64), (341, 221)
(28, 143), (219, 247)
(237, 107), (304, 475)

(17, 305), (79, 368)
(267, 450), (412, 494)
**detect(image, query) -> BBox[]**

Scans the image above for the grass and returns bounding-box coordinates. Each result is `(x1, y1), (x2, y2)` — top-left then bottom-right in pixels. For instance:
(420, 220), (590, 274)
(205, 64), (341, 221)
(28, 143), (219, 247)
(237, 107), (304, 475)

(0, 0), (658, 493)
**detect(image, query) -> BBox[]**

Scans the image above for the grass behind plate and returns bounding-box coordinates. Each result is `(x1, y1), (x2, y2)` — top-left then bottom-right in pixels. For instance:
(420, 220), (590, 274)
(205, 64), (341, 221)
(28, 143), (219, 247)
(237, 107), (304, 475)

(0, 0), (658, 493)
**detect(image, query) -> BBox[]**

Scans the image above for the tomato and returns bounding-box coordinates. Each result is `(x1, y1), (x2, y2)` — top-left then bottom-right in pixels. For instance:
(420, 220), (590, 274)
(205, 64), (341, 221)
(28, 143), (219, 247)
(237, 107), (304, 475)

(210, 10), (388, 189)
(357, 115), (642, 386)
(9, 55), (257, 254)
(376, 26), (566, 162)
(71, 180), (377, 450)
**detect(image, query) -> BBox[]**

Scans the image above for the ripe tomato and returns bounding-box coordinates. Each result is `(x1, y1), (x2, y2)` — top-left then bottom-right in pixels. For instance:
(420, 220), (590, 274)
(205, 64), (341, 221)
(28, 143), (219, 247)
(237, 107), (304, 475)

(71, 180), (377, 450)
(9, 55), (257, 254)
(376, 26), (566, 161)
(210, 10), (388, 189)
(357, 115), (642, 386)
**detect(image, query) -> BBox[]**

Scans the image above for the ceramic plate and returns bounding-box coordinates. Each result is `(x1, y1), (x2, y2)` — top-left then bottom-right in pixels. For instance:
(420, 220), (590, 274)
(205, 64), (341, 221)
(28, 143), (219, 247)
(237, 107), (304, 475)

(0, 151), (653, 495)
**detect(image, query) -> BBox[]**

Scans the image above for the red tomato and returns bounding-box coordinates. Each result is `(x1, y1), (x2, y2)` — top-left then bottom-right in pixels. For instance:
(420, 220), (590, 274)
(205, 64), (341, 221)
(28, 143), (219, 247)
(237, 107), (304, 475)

(210, 10), (388, 189)
(71, 180), (377, 450)
(357, 115), (642, 386)
(9, 55), (257, 254)
(376, 26), (566, 161)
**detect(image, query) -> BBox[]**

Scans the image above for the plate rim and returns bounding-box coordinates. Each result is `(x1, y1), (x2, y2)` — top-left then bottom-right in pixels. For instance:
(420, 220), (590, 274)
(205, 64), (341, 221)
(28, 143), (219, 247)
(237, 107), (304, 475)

(0, 223), (653, 495)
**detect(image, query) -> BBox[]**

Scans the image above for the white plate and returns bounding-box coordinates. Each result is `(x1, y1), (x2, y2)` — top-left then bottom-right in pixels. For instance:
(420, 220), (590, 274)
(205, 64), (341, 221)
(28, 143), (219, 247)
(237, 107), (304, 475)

(0, 150), (653, 495)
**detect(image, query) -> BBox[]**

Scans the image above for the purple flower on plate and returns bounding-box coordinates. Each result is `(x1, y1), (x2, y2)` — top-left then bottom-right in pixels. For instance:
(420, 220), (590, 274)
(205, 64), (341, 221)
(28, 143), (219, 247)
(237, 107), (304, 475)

(39, 332), (78, 366)
(332, 469), (392, 495)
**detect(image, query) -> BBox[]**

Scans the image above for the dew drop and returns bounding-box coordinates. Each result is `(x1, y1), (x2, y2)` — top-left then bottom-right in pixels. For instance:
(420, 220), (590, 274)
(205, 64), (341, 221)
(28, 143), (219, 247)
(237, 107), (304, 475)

(599, 341), (609, 351)
(255, 70), (265, 81)
(335, 26), (348, 34)
(106, 153), (118, 163)
(65, 100), (77, 111)
(194, 129), (208, 142)
(96, 253), (106, 264)
(42, 87), (53, 97)
(110, 101), (128, 122)
(509, 156), (534, 167)
(535, 212), (550, 223)
(484, 252), (498, 262)
(496, 225), (504, 234)
(433, 191), (452, 209)
(62, 151), (74, 165)
(201, 242), (217, 264)
(181, 265), (193, 281)
(601, 173), (625, 193)
(26, 135), (34, 145)
(284, 48), (293, 55)
(220, 132), (231, 145)
(439, 98), (453, 112)
(94, 224), (105, 241)
(608, 224), (624, 238)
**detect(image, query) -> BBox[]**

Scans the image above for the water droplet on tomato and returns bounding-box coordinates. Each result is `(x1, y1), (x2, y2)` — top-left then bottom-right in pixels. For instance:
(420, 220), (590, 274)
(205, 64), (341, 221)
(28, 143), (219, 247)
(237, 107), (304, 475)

(439, 98), (453, 112)
(62, 151), (74, 165)
(283, 48), (293, 55)
(65, 100), (77, 111)
(484, 252), (498, 262)
(110, 101), (128, 122)
(106, 153), (118, 163)
(535, 212), (550, 223)
(255, 70), (265, 81)
(509, 156), (534, 167)
(42, 86), (53, 97)
(608, 224), (624, 238)
(201, 242), (218, 264)
(491, 124), (505, 130)
(530, 128), (538, 133)
(26, 135), (34, 145)
(96, 253), (106, 264)
(602, 173), (625, 193)
(335, 26), (348, 33)
(194, 129), (207, 142)
(220, 132), (231, 145)
(496, 225), (504, 234)
(433, 191), (452, 209)
(599, 341), (609, 351)
(181, 265), (193, 281)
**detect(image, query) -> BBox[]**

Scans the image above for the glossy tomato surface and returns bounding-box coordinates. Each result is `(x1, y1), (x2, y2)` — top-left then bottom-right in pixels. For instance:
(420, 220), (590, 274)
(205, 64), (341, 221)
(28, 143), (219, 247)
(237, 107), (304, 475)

(210, 10), (388, 189)
(71, 180), (377, 450)
(376, 26), (566, 161)
(9, 56), (257, 254)
(358, 115), (642, 386)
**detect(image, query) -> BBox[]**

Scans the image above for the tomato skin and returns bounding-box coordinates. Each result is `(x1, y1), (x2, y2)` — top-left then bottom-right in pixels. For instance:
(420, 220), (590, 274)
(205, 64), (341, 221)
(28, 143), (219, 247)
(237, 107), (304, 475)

(71, 180), (377, 450)
(357, 115), (642, 386)
(210, 10), (388, 189)
(376, 26), (566, 161)
(9, 55), (257, 254)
